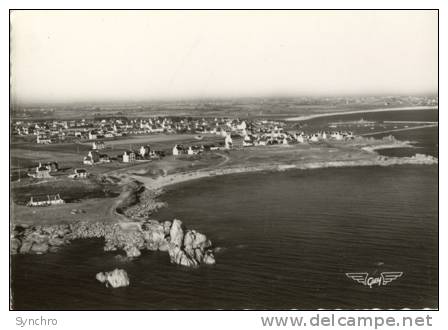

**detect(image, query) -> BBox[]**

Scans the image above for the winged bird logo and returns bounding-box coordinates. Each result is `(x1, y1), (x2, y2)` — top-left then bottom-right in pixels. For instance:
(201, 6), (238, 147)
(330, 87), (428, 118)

(346, 272), (403, 288)
(381, 272), (404, 285)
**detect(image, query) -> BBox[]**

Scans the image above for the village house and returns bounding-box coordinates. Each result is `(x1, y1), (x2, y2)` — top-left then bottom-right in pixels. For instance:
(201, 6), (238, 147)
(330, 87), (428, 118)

(68, 168), (88, 179)
(88, 131), (98, 140)
(36, 135), (52, 144)
(224, 133), (233, 149)
(172, 144), (182, 156)
(27, 161), (59, 179)
(331, 132), (343, 140)
(139, 145), (150, 158)
(83, 150), (99, 165)
(83, 150), (109, 165)
(295, 134), (305, 143)
(255, 138), (268, 146)
(27, 194), (65, 207)
(92, 141), (105, 150)
(98, 154), (111, 163)
(186, 145), (202, 155)
(123, 151), (136, 163)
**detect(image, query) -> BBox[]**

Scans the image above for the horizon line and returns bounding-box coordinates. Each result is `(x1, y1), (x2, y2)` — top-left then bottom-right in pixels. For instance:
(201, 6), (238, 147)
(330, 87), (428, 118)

(10, 92), (439, 107)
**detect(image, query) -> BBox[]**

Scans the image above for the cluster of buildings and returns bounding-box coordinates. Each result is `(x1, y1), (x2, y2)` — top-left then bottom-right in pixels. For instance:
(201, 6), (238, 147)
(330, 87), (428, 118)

(172, 133), (233, 156)
(12, 117), (256, 144)
(241, 129), (354, 147)
(26, 161), (90, 181)
(83, 150), (111, 165)
(27, 162), (59, 179)
(19, 116), (357, 184)
(170, 125), (354, 156)
(82, 142), (163, 165)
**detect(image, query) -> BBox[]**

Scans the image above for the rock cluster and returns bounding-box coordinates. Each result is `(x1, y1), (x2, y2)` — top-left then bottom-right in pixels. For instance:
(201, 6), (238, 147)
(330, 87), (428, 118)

(167, 219), (215, 267)
(96, 269), (130, 288)
(123, 188), (167, 219)
(11, 219), (215, 268)
(11, 223), (72, 255)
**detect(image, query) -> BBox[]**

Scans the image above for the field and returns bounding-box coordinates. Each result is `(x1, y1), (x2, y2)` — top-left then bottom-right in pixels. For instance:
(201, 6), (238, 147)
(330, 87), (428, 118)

(11, 197), (120, 225)
(10, 132), (230, 225)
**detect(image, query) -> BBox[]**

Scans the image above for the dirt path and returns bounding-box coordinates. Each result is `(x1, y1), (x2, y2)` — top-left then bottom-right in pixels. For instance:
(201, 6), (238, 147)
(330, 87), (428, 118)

(215, 152), (230, 167)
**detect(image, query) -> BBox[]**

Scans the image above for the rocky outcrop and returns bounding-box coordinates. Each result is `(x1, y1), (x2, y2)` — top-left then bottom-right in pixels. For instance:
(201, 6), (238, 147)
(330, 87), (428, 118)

(123, 188), (167, 219)
(169, 226), (215, 266)
(11, 224), (72, 255)
(165, 219), (215, 267)
(169, 219), (184, 247)
(96, 269), (130, 288)
(11, 219), (216, 268)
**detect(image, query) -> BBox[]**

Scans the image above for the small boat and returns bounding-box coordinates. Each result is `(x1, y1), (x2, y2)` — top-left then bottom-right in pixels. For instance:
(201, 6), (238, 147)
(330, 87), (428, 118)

(194, 135), (203, 140)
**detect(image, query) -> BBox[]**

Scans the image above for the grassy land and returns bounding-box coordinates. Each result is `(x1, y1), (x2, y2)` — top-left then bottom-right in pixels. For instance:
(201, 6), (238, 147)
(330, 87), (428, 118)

(11, 197), (120, 225)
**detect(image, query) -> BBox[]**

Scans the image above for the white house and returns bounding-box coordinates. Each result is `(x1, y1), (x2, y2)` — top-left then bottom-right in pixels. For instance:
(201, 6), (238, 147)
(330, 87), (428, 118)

(27, 194), (65, 207)
(123, 151), (135, 163)
(88, 131), (97, 140)
(68, 168), (88, 179)
(37, 136), (52, 144)
(237, 121), (247, 130)
(92, 141), (105, 150)
(224, 134), (233, 149)
(139, 145), (149, 158)
(331, 132), (343, 140)
(172, 144), (180, 156)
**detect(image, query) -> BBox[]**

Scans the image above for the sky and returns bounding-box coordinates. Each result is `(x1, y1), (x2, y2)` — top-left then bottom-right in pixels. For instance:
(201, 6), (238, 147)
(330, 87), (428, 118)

(10, 10), (438, 103)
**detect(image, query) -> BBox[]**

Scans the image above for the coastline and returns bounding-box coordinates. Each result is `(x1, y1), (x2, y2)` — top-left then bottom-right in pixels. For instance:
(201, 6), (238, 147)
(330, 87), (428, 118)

(284, 106), (438, 122)
(131, 153), (438, 192)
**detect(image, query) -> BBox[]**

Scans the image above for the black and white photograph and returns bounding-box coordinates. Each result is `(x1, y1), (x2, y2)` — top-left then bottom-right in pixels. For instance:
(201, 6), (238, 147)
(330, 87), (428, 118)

(8, 8), (439, 315)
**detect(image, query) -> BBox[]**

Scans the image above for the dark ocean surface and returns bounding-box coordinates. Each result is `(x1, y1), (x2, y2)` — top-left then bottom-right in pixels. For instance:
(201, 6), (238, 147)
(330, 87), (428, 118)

(11, 109), (438, 310)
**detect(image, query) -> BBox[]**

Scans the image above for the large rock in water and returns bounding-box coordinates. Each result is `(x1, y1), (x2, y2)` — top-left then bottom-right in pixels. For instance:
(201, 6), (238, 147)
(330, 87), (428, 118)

(124, 245), (141, 258)
(30, 242), (49, 254)
(96, 269), (130, 288)
(168, 245), (198, 267)
(203, 251), (216, 265)
(169, 219), (184, 247)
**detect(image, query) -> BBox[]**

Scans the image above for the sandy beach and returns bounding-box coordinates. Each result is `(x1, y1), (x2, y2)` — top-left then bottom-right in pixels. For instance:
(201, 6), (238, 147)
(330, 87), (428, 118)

(131, 153), (438, 192)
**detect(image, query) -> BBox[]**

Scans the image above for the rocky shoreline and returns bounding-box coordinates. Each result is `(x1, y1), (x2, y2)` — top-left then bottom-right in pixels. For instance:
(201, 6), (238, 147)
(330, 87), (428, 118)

(11, 218), (216, 268)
